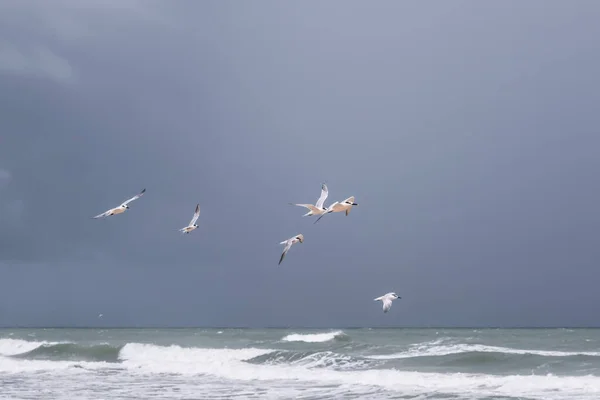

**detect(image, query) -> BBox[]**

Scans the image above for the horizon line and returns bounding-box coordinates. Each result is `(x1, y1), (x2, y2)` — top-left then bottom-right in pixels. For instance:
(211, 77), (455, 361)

(1, 326), (600, 329)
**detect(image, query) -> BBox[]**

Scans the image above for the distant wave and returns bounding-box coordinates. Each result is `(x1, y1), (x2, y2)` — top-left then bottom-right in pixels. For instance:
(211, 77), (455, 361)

(367, 342), (600, 360)
(280, 331), (349, 343)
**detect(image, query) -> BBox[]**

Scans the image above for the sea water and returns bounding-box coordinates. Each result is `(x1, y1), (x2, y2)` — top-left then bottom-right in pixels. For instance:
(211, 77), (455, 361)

(1, 328), (599, 399)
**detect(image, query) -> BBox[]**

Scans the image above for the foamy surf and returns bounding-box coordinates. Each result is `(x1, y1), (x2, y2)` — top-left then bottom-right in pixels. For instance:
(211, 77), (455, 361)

(280, 330), (348, 343)
(115, 343), (600, 399)
(3, 328), (600, 399)
(367, 342), (600, 360)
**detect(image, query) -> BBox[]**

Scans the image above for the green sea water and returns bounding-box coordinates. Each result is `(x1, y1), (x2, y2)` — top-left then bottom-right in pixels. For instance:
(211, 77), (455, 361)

(1, 328), (599, 399)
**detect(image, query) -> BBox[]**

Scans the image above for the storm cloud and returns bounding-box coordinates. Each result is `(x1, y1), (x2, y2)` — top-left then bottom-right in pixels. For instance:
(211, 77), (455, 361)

(1, 0), (599, 328)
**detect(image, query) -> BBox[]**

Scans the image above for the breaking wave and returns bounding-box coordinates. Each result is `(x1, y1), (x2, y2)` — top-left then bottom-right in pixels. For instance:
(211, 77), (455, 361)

(116, 342), (600, 399)
(367, 342), (600, 360)
(0, 339), (121, 362)
(246, 349), (375, 370)
(280, 331), (349, 343)
(2, 338), (600, 399)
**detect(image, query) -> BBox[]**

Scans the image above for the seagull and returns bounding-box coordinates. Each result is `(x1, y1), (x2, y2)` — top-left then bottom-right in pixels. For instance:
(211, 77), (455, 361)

(289, 183), (329, 216)
(279, 234), (304, 265)
(314, 196), (359, 224)
(374, 292), (400, 313)
(179, 204), (200, 234)
(92, 188), (146, 219)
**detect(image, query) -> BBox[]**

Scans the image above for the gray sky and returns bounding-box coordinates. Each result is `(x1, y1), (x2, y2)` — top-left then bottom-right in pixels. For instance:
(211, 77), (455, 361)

(0, 0), (599, 328)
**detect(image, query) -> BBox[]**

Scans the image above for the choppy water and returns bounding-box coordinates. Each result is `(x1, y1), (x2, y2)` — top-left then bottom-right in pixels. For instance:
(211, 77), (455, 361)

(1, 328), (600, 399)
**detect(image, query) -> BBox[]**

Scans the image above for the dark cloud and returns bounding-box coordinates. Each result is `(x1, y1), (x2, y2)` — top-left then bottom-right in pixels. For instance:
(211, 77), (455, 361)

(0, 0), (599, 327)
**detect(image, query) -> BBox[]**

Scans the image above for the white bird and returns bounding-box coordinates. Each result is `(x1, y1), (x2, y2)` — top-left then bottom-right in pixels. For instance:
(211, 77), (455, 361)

(279, 234), (304, 265)
(179, 204), (200, 234)
(92, 188), (146, 219)
(374, 292), (400, 313)
(98, 314), (103, 319)
(289, 183), (329, 216)
(314, 196), (359, 224)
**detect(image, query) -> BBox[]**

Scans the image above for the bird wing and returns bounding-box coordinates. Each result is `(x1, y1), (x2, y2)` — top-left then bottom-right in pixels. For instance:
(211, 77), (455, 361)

(315, 183), (329, 209)
(189, 204), (200, 225)
(331, 202), (347, 212)
(314, 202), (338, 224)
(289, 203), (320, 213)
(92, 209), (111, 219)
(279, 240), (293, 265)
(382, 298), (393, 313)
(121, 188), (146, 206)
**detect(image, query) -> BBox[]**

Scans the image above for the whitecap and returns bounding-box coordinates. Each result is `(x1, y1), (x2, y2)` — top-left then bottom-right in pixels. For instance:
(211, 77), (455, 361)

(280, 331), (346, 343)
(116, 343), (600, 399)
(367, 342), (600, 360)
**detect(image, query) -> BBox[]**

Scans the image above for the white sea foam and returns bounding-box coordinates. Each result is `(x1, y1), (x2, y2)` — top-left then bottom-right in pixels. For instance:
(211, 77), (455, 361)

(256, 350), (373, 370)
(0, 356), (112, 374)
(367, 342), (600, 360)
(116, 343), (600, 399)
(0, 338), (54, 356)
(2, 341), (600, 399)
(280, 331), (345, 343)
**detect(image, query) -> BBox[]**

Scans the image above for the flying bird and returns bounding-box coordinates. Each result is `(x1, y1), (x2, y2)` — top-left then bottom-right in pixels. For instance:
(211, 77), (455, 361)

(314, 196), (359, 224)
(179, 204), (200, 234)
(289, 183), (329, 216)
(98, 314), (103, 319)
(374, 292), (400, 313)
(279, 234), (304, 265)
(92, 188), (146, 219)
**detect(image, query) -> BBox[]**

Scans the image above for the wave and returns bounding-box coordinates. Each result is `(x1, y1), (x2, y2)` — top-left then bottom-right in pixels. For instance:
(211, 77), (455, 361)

(0, 339), (122, 362)
(0, 338), (69, 356)
(280, 331), (349, 343)
(2, 339), (599, 398)
(14, 343), (122, 362)
(246, 349), (374, 370)
(117, 343), (600, 399)
(366, 342), (600, 360)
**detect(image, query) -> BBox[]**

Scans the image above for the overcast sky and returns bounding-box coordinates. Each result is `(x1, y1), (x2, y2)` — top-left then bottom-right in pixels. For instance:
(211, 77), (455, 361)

(0, 1), (599, 328)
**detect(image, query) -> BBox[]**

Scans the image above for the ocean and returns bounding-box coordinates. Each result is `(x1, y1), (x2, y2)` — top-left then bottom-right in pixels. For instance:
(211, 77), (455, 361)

(0, 328), (599, 399)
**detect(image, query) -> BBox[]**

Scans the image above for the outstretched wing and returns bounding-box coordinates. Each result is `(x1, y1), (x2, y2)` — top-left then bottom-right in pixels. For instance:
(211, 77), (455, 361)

(315, 183), (329, 209)
(92, 209), (111, 219)
(289, 203), (318, 212)
(189, 204), (200, 225)
(331, 202), (347, 213)
(279, 240), (293, 265)
(382, 298), (393, 313)
(121, 188), (146, 206)
(314, 202), (338, 224)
